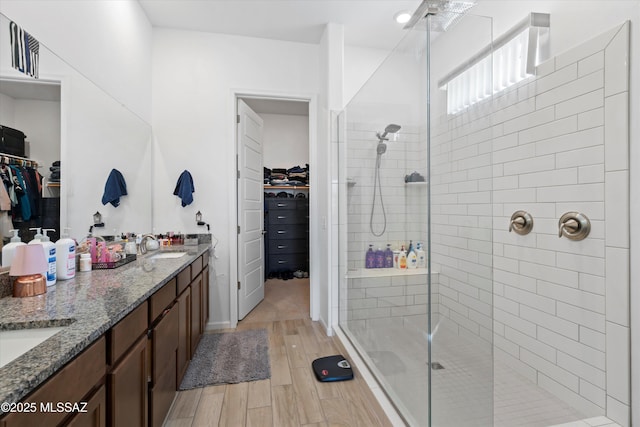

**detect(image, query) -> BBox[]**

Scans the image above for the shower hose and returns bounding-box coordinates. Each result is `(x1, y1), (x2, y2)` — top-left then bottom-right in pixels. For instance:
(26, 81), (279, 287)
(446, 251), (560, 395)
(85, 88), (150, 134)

(369, 153), (386, 237)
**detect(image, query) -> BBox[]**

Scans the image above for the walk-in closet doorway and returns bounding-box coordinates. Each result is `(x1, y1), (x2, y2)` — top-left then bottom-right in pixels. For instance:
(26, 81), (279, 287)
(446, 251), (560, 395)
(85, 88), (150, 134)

(231, 92), (318, 327)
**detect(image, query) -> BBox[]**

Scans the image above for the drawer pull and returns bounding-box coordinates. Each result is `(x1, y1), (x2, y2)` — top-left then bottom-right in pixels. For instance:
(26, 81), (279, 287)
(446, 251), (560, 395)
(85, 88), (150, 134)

(278, 260), (288, 264)
(277, 216), (286, 219)
(277, 245), (287, 249)
(277, 231), (286, 234)
(277, 203), (287, 207)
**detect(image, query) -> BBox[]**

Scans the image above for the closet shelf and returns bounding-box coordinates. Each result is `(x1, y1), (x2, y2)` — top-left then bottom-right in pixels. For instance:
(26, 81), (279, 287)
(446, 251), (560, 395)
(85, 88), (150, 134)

(264, 185), (309, 190)
(46, 182), (61, 188)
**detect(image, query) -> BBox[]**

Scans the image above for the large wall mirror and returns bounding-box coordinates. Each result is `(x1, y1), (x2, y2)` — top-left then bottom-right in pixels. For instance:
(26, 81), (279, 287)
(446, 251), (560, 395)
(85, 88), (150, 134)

(0, 13), (152, 243)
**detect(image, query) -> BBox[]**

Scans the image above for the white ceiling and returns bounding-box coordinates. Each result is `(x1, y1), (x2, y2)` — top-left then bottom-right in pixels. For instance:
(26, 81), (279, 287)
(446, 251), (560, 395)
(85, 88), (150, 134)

(138, 0), (422, 50)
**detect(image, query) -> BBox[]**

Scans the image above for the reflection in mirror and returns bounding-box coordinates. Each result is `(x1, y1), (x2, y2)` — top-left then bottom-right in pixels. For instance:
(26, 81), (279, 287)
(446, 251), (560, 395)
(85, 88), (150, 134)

(0, 13), (152, 243)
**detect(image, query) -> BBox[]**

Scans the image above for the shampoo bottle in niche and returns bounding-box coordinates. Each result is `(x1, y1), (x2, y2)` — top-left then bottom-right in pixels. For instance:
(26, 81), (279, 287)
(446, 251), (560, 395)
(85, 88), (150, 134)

(384, 244), (394, 268)
(365, 245), (376, 269)
(408, 244), (418, 269)
(416, 242), (426, 268)
(30, 228), (57, 287)
(398, 245), (407, 270)
(55, 228), (76, 280)
(375, 247), (385, 268)
(2, 229), (25, 267)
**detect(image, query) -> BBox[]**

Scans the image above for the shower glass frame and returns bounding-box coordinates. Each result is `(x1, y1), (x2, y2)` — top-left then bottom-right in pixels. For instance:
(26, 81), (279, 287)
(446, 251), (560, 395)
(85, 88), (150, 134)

(336, 11), (494, 426)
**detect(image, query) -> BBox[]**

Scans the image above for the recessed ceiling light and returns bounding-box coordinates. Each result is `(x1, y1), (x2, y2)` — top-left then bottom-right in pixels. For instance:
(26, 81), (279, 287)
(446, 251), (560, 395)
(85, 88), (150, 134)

(394, 11), (412, 24)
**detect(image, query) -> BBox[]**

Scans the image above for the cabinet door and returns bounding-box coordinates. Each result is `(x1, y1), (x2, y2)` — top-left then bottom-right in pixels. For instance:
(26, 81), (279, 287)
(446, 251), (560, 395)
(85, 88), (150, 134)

(190, 273), (202, 356)
(177, 287), (191, 383)
(150, 306), (178, 427)
(201, 266), (209, 333)
(66, 384), (107, 427)
(108, 336), (148, 427)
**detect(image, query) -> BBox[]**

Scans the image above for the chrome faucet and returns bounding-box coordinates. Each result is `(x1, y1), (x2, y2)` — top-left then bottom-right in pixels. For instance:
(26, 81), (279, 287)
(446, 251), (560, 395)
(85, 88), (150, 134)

(139, 234), (158, 254)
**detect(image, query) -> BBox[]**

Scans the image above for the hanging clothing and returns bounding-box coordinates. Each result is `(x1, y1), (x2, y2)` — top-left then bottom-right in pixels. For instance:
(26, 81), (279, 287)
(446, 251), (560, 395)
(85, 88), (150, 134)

(0, 181), (10, 211)
(9, 165), (31, 221)
(173, 170), (195, 207)
(102, 168), (128, 207)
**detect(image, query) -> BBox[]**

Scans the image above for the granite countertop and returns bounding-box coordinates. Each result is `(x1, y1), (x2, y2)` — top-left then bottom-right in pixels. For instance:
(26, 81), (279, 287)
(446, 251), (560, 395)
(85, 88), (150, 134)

(0, 243), (211, 412)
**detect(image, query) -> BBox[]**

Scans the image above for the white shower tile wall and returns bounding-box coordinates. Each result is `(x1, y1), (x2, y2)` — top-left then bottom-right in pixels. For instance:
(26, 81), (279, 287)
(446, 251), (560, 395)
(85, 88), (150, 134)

(431, 22), (630, 425)
(343, 120), (432, 325)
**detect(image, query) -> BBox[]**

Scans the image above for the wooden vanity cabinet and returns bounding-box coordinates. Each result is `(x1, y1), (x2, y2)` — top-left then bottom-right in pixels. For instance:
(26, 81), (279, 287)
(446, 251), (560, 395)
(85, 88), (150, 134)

(66, 384), (106, 427)
(202, 251), (210, 331)
(0, 336), (106, 427)
(190, 272), (202, 356)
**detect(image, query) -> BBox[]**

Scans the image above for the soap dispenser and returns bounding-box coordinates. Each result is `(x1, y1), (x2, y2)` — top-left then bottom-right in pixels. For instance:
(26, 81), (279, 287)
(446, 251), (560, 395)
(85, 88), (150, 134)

(56, 228), (76, 280)
(28, 227), (44, 243)
(2, 229), (26, 268)
(29, 228), (57, 287)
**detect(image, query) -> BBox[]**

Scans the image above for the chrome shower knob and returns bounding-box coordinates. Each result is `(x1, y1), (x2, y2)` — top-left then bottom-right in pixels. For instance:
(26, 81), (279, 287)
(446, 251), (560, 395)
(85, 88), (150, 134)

(558, 212), (590, 241)
(509, 211), (533, 235)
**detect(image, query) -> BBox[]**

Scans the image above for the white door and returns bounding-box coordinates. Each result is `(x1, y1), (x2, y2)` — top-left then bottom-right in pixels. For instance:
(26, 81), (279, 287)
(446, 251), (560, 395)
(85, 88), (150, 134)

(237, 99), (265, 319)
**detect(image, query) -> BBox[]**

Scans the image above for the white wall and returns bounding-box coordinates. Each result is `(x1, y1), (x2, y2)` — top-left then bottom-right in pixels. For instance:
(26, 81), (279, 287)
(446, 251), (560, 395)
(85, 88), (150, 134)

(343, 45), (389, 106)
(0, 0), (153, 122)
(151, 28), (320, 328)
(13, 99), (61, 182)
(262, 113), (309, 169)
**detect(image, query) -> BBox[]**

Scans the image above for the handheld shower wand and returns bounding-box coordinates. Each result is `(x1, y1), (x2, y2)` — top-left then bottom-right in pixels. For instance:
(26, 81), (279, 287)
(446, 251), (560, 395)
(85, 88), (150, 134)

(370, 124), (402, 237)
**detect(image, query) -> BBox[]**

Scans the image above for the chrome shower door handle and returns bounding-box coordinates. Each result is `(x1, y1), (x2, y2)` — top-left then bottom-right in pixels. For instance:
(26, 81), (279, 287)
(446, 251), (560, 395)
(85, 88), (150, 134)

(509, 211), (533, 235)
(558, 212), (590, 240)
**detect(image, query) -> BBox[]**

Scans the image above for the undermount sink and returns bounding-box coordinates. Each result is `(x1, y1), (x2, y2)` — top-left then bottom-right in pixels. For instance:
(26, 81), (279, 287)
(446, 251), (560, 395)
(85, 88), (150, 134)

(149, 251), (188, 259)
(0, 327), (66, 368)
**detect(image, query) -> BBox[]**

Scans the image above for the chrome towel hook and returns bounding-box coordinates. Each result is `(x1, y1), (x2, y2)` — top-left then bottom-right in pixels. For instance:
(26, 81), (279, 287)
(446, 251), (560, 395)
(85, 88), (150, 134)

(509, 211), (534, 235)
(558, 212), (590, 241)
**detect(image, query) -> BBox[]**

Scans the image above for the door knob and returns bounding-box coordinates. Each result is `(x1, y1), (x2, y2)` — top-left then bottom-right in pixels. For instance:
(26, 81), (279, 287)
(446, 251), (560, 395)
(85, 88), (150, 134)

(509, 211), (533, 235)
(558, 212), (590, 240)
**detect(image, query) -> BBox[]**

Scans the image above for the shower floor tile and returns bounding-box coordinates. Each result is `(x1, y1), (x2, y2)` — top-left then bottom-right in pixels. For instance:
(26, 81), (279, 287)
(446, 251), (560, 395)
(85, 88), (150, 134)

(344, 320), (608, 427)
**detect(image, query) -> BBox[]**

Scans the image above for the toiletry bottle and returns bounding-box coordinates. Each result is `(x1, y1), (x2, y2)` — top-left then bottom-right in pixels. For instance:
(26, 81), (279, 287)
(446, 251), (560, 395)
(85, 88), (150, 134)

(1, 229), (26, 267)
(55, 228), (76, 280)
(28, 227), (44, 243)
(392, 248), (400, 268)
(416, 242), (426, 268)
(375, 247), (385, 268)
(384, 244), (394, 268)
(398, 245), (407, 270)
(408, 244), (418, 269)
(407, 240), (414, 255)
(30, 229), (57, 287)
(365, 245), (375, 269)
(79, 253), (92, 272)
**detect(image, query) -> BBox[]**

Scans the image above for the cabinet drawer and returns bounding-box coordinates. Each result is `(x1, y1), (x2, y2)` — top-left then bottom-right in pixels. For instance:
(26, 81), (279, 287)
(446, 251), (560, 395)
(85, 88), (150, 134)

(177, 266), (191, 294)
(267, 224), (308, 240)
(150, 278), (176, 323)
(268, 239), (307, 255)
(267, 211), (306, 225)
(268, 253), (308, 269)
(0, 337), (106, 427)
(109, 301), (148, 365)
(191, 255), (203, 277)
(266, 199), (297, 210)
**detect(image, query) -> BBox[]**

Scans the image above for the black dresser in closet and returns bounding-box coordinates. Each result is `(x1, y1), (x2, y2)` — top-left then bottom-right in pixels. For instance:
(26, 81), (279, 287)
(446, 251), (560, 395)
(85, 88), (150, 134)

(264, 196), (309, 276)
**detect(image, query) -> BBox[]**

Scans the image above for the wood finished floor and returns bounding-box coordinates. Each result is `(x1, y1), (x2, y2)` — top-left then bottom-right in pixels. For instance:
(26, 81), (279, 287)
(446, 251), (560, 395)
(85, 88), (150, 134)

(165, 278), (393, 427)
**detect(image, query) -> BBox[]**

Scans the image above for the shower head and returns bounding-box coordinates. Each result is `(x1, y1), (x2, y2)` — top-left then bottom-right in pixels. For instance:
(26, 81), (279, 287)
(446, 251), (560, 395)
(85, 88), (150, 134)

(403, 0), (477, 31)
(376, 124), (402, 141)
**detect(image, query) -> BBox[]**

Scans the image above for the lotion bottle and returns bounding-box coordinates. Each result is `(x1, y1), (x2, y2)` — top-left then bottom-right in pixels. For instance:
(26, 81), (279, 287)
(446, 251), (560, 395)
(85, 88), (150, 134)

(375, 247), (385, 268)
(30, 228), (57, 287)
(408, 245), (418, 269)
(384, 244), (393, 268)
(56, 228), (76, 280)
(2, 229), (25, 267)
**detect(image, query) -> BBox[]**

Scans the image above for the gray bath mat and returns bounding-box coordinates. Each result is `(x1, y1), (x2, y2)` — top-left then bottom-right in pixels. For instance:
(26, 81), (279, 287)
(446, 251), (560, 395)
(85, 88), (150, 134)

(179, 329), (271, 390)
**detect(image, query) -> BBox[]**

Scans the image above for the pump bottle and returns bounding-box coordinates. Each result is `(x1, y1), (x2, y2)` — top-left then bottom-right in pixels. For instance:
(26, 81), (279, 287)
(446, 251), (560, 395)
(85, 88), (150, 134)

(2, 229), (26, 267)
(56, 228), (76, 280)
(29, 228), (57, 287)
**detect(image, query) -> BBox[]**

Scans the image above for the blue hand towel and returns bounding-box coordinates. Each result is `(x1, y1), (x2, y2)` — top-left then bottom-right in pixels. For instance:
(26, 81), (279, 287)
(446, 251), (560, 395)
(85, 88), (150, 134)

(173, 170), (194, 207)
(101, 168), (128, 207)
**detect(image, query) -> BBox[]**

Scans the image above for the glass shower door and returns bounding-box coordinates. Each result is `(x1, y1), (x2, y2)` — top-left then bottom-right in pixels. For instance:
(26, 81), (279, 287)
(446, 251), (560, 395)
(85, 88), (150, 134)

(337, 8), (493, 427)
